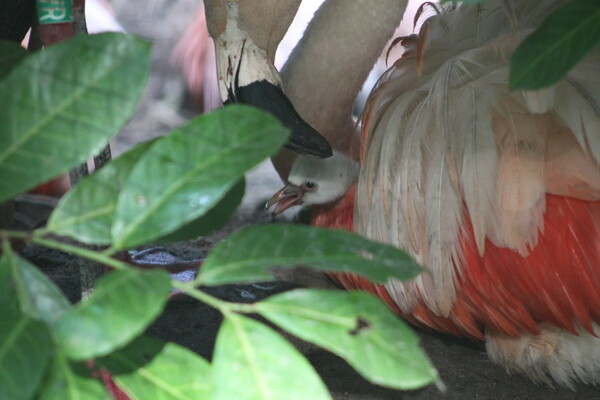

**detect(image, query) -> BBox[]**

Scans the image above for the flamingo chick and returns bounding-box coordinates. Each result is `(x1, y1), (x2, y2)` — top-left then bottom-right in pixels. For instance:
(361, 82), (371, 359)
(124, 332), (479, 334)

(266, 151), (359, 215)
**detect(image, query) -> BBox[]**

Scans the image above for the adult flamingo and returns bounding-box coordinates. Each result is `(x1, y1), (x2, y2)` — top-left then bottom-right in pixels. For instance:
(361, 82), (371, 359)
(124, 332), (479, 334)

(201, 0), (416, 170)
(260, 0), (600, 388)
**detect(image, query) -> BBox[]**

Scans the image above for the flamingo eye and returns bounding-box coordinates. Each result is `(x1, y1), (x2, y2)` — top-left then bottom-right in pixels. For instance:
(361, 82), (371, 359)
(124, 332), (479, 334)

(304, 181), (317, 191)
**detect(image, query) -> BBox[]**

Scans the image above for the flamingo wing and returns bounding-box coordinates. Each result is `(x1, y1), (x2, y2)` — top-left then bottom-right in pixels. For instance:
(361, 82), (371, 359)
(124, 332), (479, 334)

(354, 0), (600, 339)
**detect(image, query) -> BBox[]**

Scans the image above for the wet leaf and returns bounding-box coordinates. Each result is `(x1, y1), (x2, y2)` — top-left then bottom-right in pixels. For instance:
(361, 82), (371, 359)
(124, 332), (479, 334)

(38, 352), (111, 400)
(0, 307), (53, 400)
(154, 179), (246, 244)
(110, 105), (289, 250)
(257, 289), (440, 390)
(0, 241), (70, 325)
(0, 40), (27, 80)
(197, 224), (422, 286)
(0, 248), (19, 311)
(53, 269), (171, 361)
(47, 141), (153, 245)
(212, 313), (331, 400)
(0, 33), (150, 203)
(510, 0), (600, 89)
(98, 336), (211, 399)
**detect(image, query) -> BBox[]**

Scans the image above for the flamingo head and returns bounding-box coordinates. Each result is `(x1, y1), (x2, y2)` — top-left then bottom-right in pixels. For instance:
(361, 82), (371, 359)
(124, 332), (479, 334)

(266, 151), (359, 214)
(203, 0), (332, 158)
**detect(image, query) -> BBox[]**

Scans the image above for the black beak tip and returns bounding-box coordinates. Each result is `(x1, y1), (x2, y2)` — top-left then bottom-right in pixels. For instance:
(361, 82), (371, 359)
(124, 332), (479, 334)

(232, 80), (333, 159)
(285, 134), (333, 158)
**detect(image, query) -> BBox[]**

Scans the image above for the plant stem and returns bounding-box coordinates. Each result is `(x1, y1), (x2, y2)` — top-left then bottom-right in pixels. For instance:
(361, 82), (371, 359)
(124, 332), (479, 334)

(3, 229), (259, 317)
(35, 236), (129, 270)
(1, 230), (130, 271)
(171, 281), (257, 315)
(0, 229), (31, 241)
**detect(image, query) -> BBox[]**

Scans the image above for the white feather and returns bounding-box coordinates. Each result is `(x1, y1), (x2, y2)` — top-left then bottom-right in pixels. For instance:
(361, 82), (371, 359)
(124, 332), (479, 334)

(356, 0), (600, 319)
(486, 324), (600, 388)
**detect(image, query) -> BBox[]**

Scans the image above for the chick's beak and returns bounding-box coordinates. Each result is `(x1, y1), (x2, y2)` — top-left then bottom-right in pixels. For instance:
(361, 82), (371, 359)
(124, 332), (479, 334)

(266, 184), (304, 214)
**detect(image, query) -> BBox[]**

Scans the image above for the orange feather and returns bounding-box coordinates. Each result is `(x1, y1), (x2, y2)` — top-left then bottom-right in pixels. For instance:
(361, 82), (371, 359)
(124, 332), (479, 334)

(316, 191), (600, 341)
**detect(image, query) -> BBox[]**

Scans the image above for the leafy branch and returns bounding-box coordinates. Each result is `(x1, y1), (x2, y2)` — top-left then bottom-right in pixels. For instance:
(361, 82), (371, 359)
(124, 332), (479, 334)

(0, 33), (439, 400)
(3, 0), (595, 395)
(509, 0), (600, 89)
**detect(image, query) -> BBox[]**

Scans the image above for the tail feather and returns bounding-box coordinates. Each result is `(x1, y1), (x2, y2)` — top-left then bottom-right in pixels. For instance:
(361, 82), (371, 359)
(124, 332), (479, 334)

(486, 324), (600, 388)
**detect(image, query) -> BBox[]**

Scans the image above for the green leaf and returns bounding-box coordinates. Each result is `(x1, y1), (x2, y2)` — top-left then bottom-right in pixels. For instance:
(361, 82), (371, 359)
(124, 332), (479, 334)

(52, 269), (171, 361)
(110, 105), (289, 249)
(212, 313), (331, 400)
(38, 352), (111, 400)
(0, 40), (28, 80)
(509, 0), (600, 89)
(154, 178), (246, 244)
(0, 307), (53, 400)
(257, 289), (440, 390)
(47, 141), (154, 245)
(0, 32), (151, 203)
(0, 249), (19, 311)
(1, 241), (70, 325)
(98, 336), (211, 400)
(197, 224), (423, 286)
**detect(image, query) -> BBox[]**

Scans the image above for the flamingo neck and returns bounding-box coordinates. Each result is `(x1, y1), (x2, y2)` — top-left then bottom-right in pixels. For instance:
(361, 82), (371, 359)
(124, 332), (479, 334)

(281, 0), (407, 153)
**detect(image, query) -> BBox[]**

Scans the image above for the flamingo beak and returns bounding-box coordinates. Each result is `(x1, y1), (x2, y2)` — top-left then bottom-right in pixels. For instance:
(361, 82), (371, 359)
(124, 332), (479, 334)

(229, 79), (333, 159)
(213, 17), (332, 159)
(265, 184), (304, 214)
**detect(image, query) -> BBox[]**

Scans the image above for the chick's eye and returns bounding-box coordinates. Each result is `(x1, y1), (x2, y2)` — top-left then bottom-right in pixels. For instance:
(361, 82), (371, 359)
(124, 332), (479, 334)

(304, 181), (317, 191)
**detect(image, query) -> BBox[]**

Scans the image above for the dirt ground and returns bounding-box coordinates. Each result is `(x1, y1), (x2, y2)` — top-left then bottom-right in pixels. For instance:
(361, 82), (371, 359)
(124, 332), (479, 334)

(21, 1), (600, 399)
